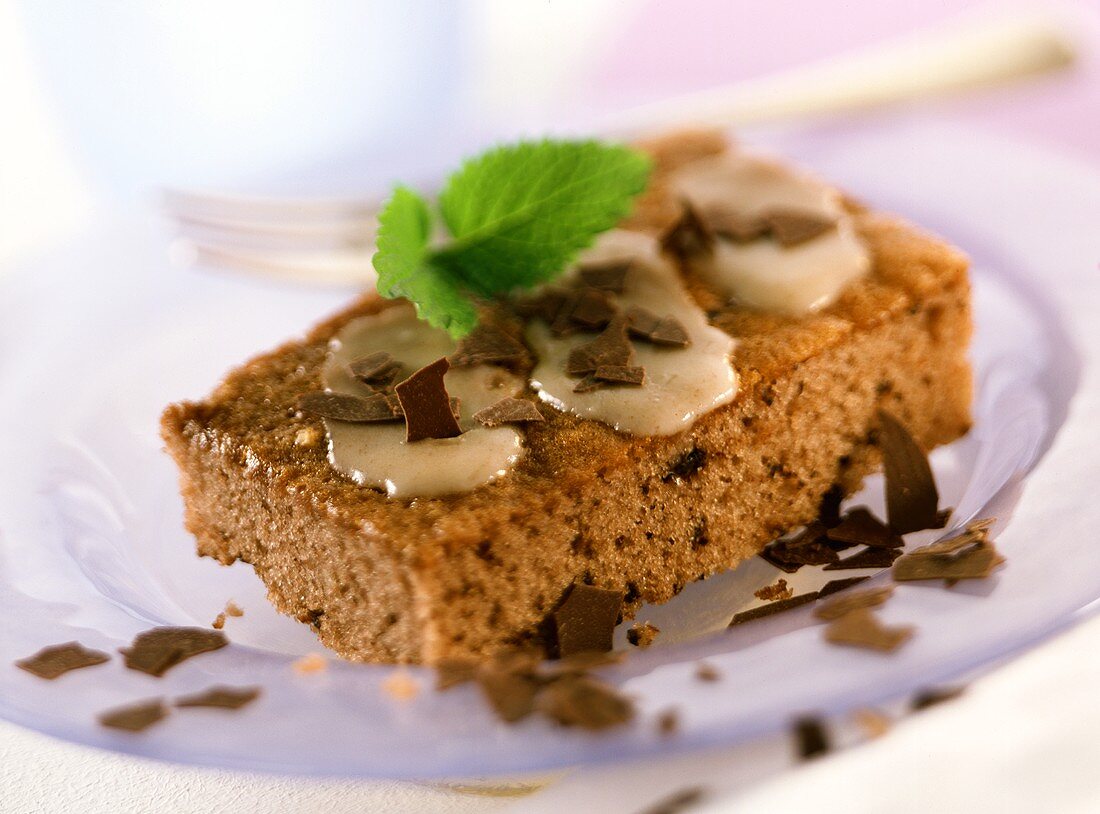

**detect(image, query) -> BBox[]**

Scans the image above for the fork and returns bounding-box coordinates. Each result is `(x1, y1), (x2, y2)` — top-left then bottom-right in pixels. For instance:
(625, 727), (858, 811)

(164, 11), (1075, 286)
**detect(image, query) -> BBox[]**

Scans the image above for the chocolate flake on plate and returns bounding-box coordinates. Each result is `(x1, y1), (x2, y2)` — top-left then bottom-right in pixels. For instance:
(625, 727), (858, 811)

(695, 662), (721, 682)
(637, 786), (708, 814)
(818, 484), (845, 528)
(754, 578), (793, 602)
(823, 545), (903, 571)
(729, 592), (819, 625)
(893, 520), (1003, 582)
(853, 708), (892, 739)
(761, 523), (839, 571)
(813, 586), (894, 621)
(348, 351), (401, 383)
(435, 658), (479, 691)
(578, 259), (630, 293)
(175, 685), (261, 710)
(656, 708), (680, 737)
(566, 316), (634, 377)
(16, 642), (110, 680)
(817, 576), (870, 598)
(824, 609), (914, 653)
(449, 325), (527, 368)
(120, 627), (228, 677)
(661, 201), (715, 259)
(627, 622), (660, 649)
(98, 698), (168, 733)
(878, 410), (941, 534)
(550, 583), (623, 657)
(395, 357), (463, 443)
(473, 397), (544, 428)
(793, 716), (831, 760)
(911, 685), (966, 711)
(298, 392), (399, 423)
(536, 675), (635, 731)
(765, 209), (838, 247)
(477, 666), (542, 723)
(826, 507), (903, 548)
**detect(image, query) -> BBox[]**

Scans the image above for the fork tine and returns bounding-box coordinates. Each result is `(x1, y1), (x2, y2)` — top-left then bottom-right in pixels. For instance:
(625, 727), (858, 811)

(171, 239), (376, 287)
(169, 211), (378, 253)
(161, 188), (384, 224)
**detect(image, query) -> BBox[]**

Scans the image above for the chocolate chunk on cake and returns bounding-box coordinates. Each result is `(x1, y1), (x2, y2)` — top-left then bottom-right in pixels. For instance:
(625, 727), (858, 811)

(161, 132), (972, 664)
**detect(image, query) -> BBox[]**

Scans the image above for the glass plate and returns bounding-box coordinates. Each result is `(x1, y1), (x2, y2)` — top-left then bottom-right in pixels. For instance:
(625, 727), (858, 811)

(2, 119), (1098, 778)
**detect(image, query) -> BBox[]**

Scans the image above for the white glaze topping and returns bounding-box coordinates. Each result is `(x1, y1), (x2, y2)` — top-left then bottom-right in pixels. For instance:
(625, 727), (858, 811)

(321, 304), (524, 498)
(527, 230), (738, 436)
(672, 152), (870, 313)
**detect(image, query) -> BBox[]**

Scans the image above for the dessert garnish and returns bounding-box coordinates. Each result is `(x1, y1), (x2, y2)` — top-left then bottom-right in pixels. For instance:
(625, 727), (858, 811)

(535, 674), (634, 730)
(16, 642), (110, 679)
(298, 391), (400, 423)
(660, 201), (715, 259)
(793, 715), (831, 760)
(549, 583), (623, 658)
(394, 357), (462, 442)
(175, 686), (261, 710)
(211, 600), (243, 630)
(578, 259), (630, 292)
(448, 325), (527, 368)
(565, 315), (635, 376)
(625, 306), (690, 347)
(824, 546), (903, 571)
(695, 662), (721, 682)
(656, 708), (680, 737)
(761, 523), (839, 571)
(825, 508), (903, 549)
(627, 622), (660, 648)
(823, 609), (915, 653)
(893, 519), (1003, 582)
(373, 140), (651, 337)
(348, 351), (402, 384)
(472, 397), (544, 427)
(728, 592), (820, 625)
(818, 576), (870, 598)
(812, 586), (894, 621)
(878, 410), (943, 534)
(98, 698), (168, 733)
(638, 787), (708, 814)
(120, 627), (228, 677)
(911, 686), (966, 711)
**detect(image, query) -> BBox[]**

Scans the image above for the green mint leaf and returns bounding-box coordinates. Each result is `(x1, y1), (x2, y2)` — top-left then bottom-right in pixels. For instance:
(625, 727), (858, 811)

(433, 140), (651, 296)
(372, 186), (478, 338)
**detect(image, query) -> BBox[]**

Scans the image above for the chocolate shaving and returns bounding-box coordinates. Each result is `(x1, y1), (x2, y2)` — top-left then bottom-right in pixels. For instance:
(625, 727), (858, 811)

(765, 209), (838, 247)
(435, 659), (479, 691)
(395, 357), (463, 443)
(656, 708), (680, 737)
(16, 642), (110, 679)
(627, 622), (660, 648)
(473, 397), (544, 428)
(595, 365), (646, 386)
(729, 592), (819, 625)
(540, 650), (624, 678)
(793, 716), (831, 760)
(120, 627), (228, 677)
(893, 521), (1003, 582)
(536, 675), (634, 731)
(550, 583), (623, 657)
(449, 325), (527, 368)
(878, 410), (941, 534)
(175, 685), (261, 710)
(348, 351), (400, 383)
(625, 306), (691, 348)
(98, 698), (168, 733)
(638, 787), (707, 814)
(826, 508), (903, 548)
(477, 667), (541, 723)
(817, 576), (870, 598)
(705, 207), (769, 242)
(578, 259), (630, 293)
(515, 289), (568, 324)
(761, 523), (839, 571)
(813, 586), (894, 621)
(566, 316), (634, 377)
(661, 201), (715, 258)
(824, 609), (914, 653)
(695, 662), (721, 682)
(818, 485), (845, 528)
(298, 391), (400, 423)
(823, 546), (902, 571)
(569, 288), (618, 329)
(912, 686), (965, 711)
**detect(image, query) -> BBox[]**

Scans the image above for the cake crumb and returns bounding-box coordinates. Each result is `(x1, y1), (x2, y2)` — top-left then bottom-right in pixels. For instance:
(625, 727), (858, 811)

(382, 669), (420, 702)
(294, 427), (320, 447)
(225, 601), (244, 617)
(211, 613), (226, 630)
(695, 662), (721, 682)
(853, 707), (891, 739)
(292, 653), (328, 675)
(754, 578), (793, 602)
(627, 621), (660, 648)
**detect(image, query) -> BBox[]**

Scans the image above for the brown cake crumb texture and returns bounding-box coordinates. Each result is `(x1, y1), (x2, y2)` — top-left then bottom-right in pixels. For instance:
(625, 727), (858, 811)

(160, 131), (973, 664)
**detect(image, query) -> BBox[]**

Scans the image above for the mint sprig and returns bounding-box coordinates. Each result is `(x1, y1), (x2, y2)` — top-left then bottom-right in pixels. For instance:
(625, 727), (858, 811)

(372, 139), (651, 338)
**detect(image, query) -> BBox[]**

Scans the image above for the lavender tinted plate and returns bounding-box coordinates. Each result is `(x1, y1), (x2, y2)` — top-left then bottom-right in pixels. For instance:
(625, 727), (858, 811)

(1, 119), (1098, 777)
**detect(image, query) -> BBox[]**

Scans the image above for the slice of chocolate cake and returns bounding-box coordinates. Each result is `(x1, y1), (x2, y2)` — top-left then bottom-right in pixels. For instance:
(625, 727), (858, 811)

(161, 132), (971, 664)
